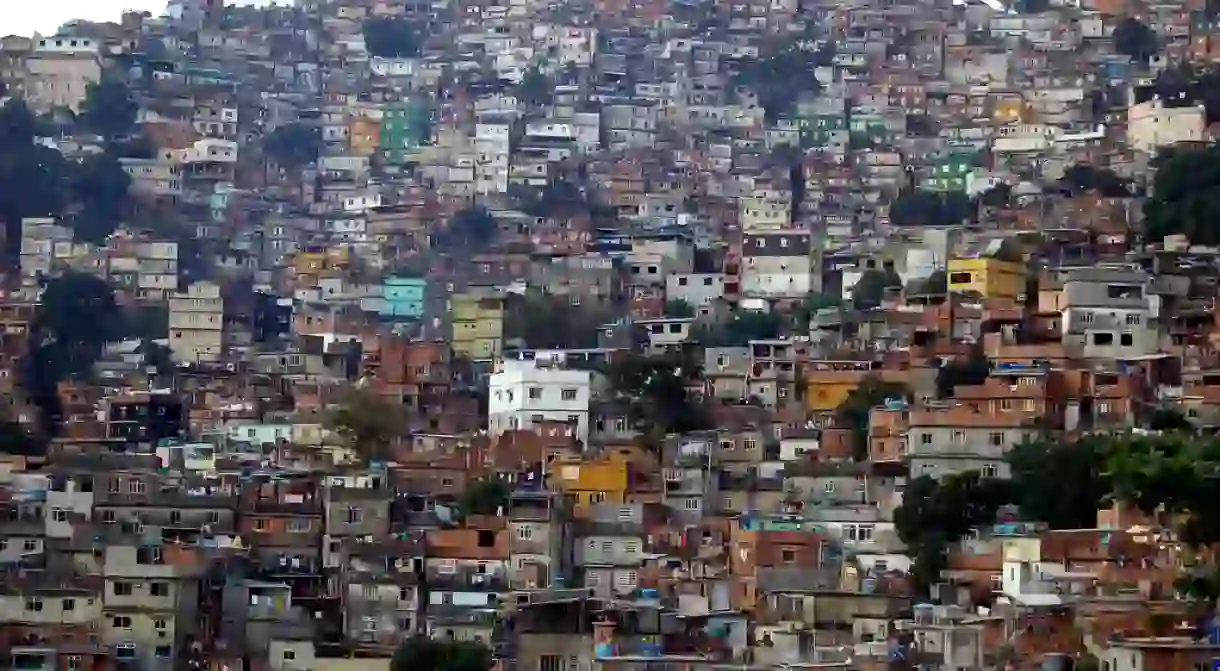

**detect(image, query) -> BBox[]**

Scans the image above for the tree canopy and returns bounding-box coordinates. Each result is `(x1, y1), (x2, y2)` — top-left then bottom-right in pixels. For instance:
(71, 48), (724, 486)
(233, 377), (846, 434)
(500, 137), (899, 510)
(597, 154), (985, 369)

(895, 430), (1220, 598)
(363, 17), (423, 58)
(695, 309), (781, 346)
(503, 293), (617, 350)
(81, 76), (138, 140)
(853, 268), (903, 310)
(1144, 144), (1220, 246)
(604, 350), (709, 438)
(1113, 18), (1158, 63)
(391, 638), (493, 671)
(835, 376), (911, 461)
(732, 43), (832, 121)
(263, 122), (322, 169)
(516, 66), (553, 108)
(69, 152), (132, 246)
(434, 206), (499, 252)
(459, 477), (511, 516)
(896, 472), (1013, 595)
(22, 273), (128, 437)
(325, 386), (406, 464)
(0, 99), (69, 262)
(889, 190), (973, 228)
(1058, 163), (1133, 198)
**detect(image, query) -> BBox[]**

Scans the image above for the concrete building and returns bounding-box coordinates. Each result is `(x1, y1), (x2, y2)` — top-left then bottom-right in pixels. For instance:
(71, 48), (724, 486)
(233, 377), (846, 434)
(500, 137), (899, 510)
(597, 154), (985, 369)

(168, 281), (225, 364)
(24, 36), (103, 114)
(488, 358), (592, 447)
(1127, 99), (1206, 154)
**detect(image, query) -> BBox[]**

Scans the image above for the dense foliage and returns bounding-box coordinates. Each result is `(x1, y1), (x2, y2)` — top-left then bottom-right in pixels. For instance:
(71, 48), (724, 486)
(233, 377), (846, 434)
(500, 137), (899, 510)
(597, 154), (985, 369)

(835, 376), (911, 461)
(263, 122), (322, 169)
(897, 430), (1220, 597)
(363, 17), (423, 58)
(391, 639), (493, 671)
(1144, 144), (1220, 246)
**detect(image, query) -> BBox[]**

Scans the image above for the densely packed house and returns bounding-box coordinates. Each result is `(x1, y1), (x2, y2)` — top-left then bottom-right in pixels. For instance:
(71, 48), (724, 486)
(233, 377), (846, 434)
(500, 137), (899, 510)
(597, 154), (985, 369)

(6, 0), (1220, 669)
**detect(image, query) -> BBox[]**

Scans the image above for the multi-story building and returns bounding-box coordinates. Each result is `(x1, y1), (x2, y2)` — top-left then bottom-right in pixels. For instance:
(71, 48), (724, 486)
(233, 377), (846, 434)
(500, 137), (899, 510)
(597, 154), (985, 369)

(489, 358), (592, 447)
(168, 281), (225, 364)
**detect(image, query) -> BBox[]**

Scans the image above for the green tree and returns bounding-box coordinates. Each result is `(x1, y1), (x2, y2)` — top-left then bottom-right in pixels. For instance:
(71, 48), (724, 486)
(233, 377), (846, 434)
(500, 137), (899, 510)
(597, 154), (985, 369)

(835, 376), (910, 461)
(852, 268), (902, 310)
(503, 293), (619, 349)
(1144, 144), (1220, 246)
(435, 206), (499, 252)
(363, 17), (422, 58)
(934, 345), (989, 399)
(604, 350), (708, 437)
(81, 76), (137, 140)
(69, 152), (132, 246)
(0, 99), (69, 263)
(0, 419), (41, 456)
(460, 477), (511, 516)
(1113, 17), (1158, 63)
(1008, 436), (1112, 530)
(732, 43), (832, 121)
(22, 273), (127, 437)
(895, 472), (1012, 596)
(391, 638), (493, 671)
(1058, 163), (1132, 198)
(325, 386), (406, 464)
(890, 190), (973, 227)
(263, 123), (321, 169)
(906, 270), (947, 296)
(695, 309), (781, 346)
(665, 299), (695, 318)
(516, 66), (553, 107)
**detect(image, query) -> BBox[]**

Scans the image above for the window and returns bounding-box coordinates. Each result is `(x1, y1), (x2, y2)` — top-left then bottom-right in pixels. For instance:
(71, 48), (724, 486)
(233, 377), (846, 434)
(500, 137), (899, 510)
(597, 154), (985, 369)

(589, 492), (606, 504)
(154, 618), (168, 630)
(283, 651), (296, 661)
(781, 549), (796, 563)
(982, 464), (998, 478)
(52, 508), (68, 522)
(1093, 332), (1113, 346)
(989, 432), (1003, 447)
(113, 581), (133, 596)
(951, 431), (965, 444)
(1081, 312), (1094, 324)
(528, 387), (543, 400)
(949, 272), (971, 284)
(25, 598), (42, 612)
(683, 498), (700, 510)
(150, 582), (169, 597)
(1125, 314), (1141, 325)
(561, 388), (578, 401)
(113, 616), (133, 628)
(346, 507), (363, 523)
(541, 654), (563, 671)
(921, 433), (932, 445)
(824, 481), (836, 493)
(744, 439), (758, 451)
(516, 525), (533, 540)
(23, 539), (36, 552)
(128, 479), (146, 494)
(1120, 333), (1133, 347)
(156, 647), (173, 659)
(137, 547), (164, 565)
(287, 518), (311, 533)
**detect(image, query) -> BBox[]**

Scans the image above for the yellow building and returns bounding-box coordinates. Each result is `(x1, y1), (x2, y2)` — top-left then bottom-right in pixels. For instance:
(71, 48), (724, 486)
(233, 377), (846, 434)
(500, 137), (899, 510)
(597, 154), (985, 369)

(805, 364), (909, 413)
(349, 117), (382, 157)
(947, 258), (1024, 300)
(548, 452), (629, 507)
(452, 293), (504, 360)
(805, 370), (873, 412)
